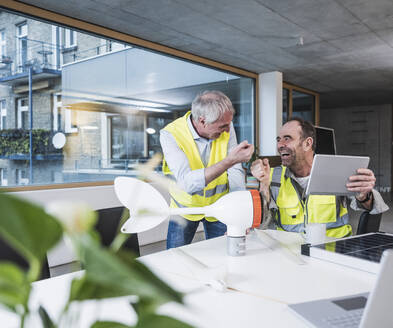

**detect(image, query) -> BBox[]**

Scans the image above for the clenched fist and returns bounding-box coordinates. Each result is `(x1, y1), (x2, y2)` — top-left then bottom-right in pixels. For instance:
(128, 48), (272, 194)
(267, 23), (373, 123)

(251, 158), (271, 200)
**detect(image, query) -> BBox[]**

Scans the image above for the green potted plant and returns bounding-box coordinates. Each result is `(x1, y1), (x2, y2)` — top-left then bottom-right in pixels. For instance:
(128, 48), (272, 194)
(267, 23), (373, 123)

(0, 193), (193, 328)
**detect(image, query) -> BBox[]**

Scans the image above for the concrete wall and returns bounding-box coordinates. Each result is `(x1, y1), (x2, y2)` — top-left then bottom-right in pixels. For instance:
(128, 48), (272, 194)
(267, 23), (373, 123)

(320, 104), (392, 191)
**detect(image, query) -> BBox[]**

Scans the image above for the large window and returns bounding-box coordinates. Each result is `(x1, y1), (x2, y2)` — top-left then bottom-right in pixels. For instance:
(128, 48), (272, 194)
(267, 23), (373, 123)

(64, 29), (77, 49)
(0, 30), (6, 59)
(0, 99), (6, 129)
(16, 22), (28, 72)
(0, 9), (255, 187)
(0, 168), (7, 186)
(17, 98), (28, 129)
(282, 82), (319, 125)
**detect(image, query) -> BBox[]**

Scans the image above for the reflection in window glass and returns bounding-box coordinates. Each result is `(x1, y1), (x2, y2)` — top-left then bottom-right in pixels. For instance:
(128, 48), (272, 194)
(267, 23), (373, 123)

(292, 90), (314, 122)
(0, 9), (255, 187)
(110, 115), (144, 162)
(147, 114), (176, 157)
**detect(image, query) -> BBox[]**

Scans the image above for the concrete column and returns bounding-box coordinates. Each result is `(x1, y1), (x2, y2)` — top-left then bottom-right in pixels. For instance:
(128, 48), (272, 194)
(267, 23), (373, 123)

(258, 71), (283, 156)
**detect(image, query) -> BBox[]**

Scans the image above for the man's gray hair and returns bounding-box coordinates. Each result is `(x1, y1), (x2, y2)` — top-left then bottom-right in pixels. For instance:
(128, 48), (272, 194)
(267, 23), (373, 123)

(191, 90), (235, 124)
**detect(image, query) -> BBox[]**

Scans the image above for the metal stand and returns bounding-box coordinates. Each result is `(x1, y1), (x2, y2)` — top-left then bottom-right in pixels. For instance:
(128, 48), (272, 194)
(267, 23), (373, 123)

(227, 236), (246, 256)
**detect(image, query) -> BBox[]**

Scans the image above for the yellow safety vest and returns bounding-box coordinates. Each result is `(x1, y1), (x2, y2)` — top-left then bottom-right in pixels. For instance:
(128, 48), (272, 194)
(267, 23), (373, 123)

(269, 166), (352, 238)
(162, 111), (229, 222)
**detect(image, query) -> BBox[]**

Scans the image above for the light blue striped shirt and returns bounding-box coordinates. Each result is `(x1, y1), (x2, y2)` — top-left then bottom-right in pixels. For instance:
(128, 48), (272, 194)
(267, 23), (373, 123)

(160, 115), (246, 194)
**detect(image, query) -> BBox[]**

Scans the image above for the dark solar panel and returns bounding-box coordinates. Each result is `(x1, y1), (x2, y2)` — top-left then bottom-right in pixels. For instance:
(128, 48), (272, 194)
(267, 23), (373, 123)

(313, 233), (393, 263)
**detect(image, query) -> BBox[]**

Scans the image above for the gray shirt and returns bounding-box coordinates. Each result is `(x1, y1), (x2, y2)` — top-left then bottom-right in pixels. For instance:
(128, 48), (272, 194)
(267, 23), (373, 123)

(160, 115), (245, 194)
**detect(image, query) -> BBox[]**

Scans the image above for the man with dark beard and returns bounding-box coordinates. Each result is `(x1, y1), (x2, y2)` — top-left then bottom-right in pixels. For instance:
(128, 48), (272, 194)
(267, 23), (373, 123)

(251, 117), (388, 238)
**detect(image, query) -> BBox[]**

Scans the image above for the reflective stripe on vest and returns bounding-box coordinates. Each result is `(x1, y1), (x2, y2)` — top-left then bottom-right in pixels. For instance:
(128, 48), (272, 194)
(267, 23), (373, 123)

(191, 183), (229, 197)
(162, 111), (230, 222)
(270, 166), (352, 238)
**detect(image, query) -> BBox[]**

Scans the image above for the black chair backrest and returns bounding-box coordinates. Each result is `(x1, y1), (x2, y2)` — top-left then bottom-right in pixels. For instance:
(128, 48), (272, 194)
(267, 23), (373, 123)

(0, 237), (50, 280)
(95, 206), (140, 256)
(356, 211), (382, 235)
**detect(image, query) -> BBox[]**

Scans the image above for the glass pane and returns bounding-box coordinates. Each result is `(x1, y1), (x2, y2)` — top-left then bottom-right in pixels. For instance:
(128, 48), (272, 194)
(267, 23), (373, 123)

(0, 9), (255, 187)
(292, 90), (314, 122)
(282, 88), (289, 123)
(110, 115), (144, 162)
(147, 114), (176, 157)
(21, 110), (29, 129)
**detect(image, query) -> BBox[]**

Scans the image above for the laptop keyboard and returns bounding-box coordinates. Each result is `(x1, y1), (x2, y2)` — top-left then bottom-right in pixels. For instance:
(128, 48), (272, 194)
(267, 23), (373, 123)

(322, 309), (363, 328)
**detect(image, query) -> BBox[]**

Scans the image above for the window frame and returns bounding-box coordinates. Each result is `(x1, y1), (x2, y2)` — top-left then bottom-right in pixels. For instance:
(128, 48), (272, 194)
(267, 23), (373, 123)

(15, 168), (29, 186)
(64, 28), (77, 48)
(0, 168), (7, 186)
(0, 0), (258, 191)
(0, 29), (6, 59)
(17, 97), (28, 129)
(282, 82), (320, 126)
(0, 99), (6, 130)
(16, 21), (28, 72)
(52, 93), (62, 131)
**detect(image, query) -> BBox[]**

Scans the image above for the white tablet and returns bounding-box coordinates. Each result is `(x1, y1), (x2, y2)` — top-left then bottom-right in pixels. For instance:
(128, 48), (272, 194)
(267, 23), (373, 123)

(305, 154), (370, 196)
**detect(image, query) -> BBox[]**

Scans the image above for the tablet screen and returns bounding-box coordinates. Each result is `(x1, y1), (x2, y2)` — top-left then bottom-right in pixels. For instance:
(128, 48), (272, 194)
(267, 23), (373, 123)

(305, 154), (370, 196)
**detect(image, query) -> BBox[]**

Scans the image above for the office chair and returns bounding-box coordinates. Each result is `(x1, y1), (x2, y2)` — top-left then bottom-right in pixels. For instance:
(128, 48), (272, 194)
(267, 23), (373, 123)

(356, 211), (382, 235)
(95, 206), (140, 256)
(0, 237), (50, 280)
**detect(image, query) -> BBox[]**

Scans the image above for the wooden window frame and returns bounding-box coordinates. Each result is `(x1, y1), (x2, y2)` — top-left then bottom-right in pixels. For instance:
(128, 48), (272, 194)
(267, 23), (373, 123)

(283, 82), (320, 126)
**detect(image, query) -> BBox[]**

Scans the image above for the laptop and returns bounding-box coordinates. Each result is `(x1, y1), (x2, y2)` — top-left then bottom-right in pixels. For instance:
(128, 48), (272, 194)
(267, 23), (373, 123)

(288, 249), (393, 328)
(305, 154), (370, 196)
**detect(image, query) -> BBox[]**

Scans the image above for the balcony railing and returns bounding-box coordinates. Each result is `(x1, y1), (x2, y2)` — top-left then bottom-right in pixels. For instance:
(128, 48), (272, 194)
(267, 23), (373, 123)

(0, 38), (130, 80)
(0, 38), (64, 79)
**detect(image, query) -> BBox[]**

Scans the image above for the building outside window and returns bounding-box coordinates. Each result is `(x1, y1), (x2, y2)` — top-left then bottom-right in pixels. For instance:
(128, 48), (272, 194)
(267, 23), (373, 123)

(15, 169), (29, 185)
(16, 22), (28, 72)
(0, 168), (7, 186)
(17, 98), (28, 129)
(0, 100), (6, 129)
(64, 106), (78, 133)
(0, 30), (6, 59)
(0, 9), (255, 187)
(52, 93), (62, 131)
(64, 29), (77, 48)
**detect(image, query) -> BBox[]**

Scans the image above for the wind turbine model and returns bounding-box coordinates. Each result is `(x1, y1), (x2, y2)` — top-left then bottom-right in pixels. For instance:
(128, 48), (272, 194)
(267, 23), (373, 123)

(114, 176), (263, 256)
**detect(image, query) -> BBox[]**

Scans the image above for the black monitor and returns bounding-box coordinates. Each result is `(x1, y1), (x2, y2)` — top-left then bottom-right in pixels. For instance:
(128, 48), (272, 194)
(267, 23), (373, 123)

(314, 126), (336, 155)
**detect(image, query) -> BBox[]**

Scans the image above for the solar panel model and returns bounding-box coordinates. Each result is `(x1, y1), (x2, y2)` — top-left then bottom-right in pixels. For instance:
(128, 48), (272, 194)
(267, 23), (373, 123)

(301, 232), (393, 274)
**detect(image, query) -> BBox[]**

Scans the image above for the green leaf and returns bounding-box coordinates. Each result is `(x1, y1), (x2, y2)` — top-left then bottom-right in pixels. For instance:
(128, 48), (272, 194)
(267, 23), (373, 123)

(38, 306), (56, 328)
(69, 275), (135, 301)
(116, 249), (181, 308)
(69, 235), (183, 308)
(0, 262), (30, 312)
(136, 314), (194, 328)
(0, 193), (63, 264)
(90, 321), (132, 328)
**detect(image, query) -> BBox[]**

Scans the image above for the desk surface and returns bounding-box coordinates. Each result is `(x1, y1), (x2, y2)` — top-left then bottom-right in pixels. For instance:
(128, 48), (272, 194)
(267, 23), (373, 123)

(0, 230), (375, 328)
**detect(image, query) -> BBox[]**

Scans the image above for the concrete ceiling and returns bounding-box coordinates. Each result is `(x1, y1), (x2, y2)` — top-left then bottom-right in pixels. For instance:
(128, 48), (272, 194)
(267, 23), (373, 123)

(17, 0), (393, 108)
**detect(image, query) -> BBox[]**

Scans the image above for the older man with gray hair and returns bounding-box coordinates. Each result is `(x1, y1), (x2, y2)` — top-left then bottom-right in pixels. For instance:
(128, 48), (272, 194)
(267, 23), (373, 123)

(160, 90), (254, 248)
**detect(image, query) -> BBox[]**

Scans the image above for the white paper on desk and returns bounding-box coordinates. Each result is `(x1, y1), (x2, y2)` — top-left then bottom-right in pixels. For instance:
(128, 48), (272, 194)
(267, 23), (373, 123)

(170, 248), (228, 292)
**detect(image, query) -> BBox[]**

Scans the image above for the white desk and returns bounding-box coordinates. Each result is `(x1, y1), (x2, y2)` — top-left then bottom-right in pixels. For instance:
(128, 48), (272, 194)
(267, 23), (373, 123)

(0, 230), (375, 327)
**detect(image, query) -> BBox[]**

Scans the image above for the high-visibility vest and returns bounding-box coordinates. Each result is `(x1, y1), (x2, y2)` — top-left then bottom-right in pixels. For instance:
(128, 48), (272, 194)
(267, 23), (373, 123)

(162, 111), (229, 222)
(269, 166), (352, 238)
